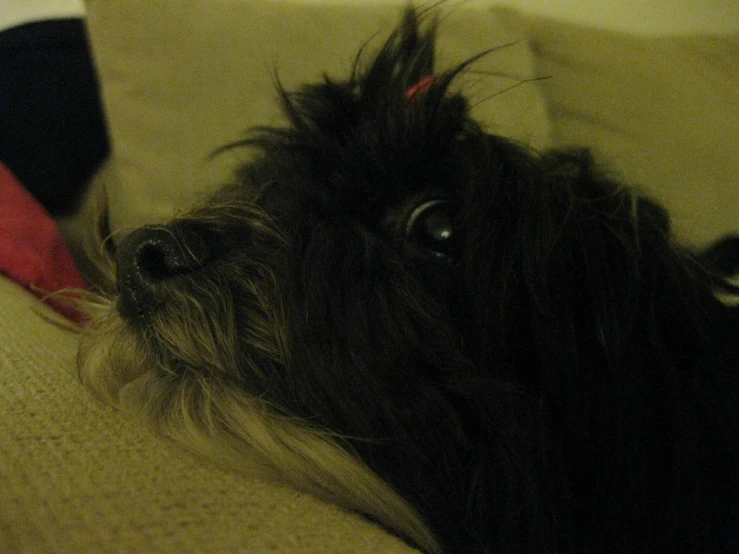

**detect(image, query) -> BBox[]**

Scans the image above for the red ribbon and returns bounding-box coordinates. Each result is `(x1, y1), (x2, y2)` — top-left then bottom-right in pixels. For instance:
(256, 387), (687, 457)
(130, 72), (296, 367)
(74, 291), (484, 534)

(405, 76), (438, 102)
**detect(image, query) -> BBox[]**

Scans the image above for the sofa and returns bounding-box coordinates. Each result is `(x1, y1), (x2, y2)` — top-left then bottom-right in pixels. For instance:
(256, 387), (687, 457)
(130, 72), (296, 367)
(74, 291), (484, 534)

(1, 1), (737, 551)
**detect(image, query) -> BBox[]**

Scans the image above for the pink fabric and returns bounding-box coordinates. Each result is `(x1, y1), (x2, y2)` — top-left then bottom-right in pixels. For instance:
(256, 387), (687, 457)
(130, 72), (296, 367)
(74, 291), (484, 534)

(0, 162), (87, 320)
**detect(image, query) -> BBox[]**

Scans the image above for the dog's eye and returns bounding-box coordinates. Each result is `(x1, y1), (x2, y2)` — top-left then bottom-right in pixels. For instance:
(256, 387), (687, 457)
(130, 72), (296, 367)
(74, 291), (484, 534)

(405, 199), (455, 258)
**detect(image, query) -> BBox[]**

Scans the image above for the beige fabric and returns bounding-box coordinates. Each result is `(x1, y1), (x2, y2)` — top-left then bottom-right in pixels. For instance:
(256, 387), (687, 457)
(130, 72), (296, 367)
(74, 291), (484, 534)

(519, 14), (739, 247)
(0, 276), (418, 553)
(83, 0), (551, 232)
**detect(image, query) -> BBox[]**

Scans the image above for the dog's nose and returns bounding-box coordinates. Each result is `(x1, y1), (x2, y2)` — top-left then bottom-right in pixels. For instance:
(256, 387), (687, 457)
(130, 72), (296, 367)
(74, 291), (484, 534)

(116, 225), (209, 320)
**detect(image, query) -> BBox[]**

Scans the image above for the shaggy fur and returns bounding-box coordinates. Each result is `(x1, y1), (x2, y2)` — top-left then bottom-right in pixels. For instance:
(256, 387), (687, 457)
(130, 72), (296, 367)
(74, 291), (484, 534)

(79, 9), (739, 553)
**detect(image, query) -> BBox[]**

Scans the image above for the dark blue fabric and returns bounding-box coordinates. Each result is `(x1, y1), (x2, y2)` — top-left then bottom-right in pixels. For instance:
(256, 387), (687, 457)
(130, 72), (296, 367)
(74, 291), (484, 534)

(0, 18), (109, 215)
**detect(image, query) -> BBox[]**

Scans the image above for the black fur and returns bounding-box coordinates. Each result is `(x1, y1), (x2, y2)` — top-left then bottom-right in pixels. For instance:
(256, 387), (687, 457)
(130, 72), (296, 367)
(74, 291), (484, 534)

(116, 9), (739, 552)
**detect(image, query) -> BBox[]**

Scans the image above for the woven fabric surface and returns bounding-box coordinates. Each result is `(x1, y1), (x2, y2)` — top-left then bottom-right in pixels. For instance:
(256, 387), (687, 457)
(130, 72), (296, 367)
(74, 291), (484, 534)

(0, 276), (418, 553)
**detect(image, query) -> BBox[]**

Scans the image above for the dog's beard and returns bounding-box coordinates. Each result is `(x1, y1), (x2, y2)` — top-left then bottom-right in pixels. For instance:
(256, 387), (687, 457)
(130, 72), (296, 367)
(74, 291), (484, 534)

(79, 313), (438, 551)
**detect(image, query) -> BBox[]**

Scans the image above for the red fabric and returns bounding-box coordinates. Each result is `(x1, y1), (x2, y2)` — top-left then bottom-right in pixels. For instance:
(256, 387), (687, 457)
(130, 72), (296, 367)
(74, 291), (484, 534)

(0, 162), (87, 320)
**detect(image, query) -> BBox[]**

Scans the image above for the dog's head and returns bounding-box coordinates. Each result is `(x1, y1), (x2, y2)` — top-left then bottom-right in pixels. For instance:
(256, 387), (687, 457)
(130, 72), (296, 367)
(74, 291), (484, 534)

(79, 9), (728, 553)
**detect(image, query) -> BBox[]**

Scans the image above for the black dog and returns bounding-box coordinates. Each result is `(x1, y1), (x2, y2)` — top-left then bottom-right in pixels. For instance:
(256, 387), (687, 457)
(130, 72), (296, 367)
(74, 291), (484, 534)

(79, 9), (739, 553)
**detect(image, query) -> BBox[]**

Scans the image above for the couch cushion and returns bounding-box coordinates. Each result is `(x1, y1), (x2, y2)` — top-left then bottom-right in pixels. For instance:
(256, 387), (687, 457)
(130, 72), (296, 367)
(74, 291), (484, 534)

(521, 14), (739, 246)
(0, 275), (419, 552)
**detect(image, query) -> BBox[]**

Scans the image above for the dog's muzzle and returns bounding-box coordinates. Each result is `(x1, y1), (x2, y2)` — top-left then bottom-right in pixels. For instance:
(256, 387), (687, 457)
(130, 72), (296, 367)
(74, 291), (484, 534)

(115, 225), (209, 321)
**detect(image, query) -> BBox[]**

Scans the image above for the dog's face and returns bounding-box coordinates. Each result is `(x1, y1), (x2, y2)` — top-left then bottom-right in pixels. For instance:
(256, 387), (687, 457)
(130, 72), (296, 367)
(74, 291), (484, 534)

(78, 8), (737, 554)
(109, 22), (495, 439)
(81, 11), (505, 551)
